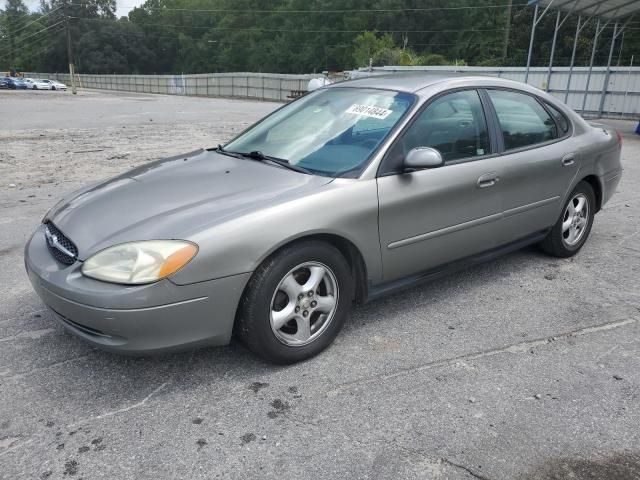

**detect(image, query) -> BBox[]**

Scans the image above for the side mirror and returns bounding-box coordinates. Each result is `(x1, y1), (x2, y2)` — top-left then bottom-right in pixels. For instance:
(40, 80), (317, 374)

(403, 147), (444, 171)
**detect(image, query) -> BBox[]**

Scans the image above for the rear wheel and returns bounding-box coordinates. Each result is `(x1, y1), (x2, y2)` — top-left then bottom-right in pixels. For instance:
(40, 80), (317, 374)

(236, 240), (353, 364)
(540, 181), (595, 257)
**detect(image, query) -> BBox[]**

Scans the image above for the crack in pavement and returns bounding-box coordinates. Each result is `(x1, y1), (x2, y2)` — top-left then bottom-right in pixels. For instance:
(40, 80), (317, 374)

(326, 317), (638, 396)
(441, 457), (493, 480)
(389, 444), (495, 480)
(0, 382), (170, 458)
(95, 382), (168, 419)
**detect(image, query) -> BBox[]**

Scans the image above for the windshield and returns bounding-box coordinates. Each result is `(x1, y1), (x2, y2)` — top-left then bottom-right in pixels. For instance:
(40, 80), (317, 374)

(224, 87), (415, 178)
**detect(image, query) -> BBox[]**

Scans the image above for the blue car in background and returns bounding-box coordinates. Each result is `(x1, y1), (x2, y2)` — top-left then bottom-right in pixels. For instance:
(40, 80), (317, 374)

(3, 77), (28, 89)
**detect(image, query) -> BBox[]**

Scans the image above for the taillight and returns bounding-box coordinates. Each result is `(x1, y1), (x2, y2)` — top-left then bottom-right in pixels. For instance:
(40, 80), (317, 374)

(616, 130), (623, 146)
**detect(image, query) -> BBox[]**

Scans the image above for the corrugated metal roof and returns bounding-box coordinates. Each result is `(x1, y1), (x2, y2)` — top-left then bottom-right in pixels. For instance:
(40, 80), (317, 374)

(528, 0), (640, 20)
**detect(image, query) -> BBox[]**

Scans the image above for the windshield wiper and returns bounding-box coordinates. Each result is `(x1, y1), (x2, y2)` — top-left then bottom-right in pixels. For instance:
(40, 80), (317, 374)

(215, 144), (244, 159)
(235, 150), (313, 175)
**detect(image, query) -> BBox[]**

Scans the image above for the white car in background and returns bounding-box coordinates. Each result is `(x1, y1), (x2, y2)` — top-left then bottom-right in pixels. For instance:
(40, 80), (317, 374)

(42, 79), (67, 91)
(24, 78), (52, 90)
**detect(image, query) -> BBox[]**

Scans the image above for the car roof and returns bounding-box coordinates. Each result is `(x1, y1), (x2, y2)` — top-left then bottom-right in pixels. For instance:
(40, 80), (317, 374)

(328, 73), (527, 95)
(334, 73), (462, 92)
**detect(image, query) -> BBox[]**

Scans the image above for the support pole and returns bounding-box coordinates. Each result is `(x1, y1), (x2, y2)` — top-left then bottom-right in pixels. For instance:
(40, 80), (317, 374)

(617, 31), (625, 66)
(64, 1), (77, 95)
(565, 15), (582, 103)
(620, 55), (633, 118)
(581, 18), (601, 115)
(546, 11), (562, 92)
(598, 22), (618, 116)
(524, 3), (539, 84)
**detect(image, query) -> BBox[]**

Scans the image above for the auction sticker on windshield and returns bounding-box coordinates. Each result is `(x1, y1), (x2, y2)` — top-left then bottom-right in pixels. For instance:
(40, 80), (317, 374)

(346, 104), (393, 120)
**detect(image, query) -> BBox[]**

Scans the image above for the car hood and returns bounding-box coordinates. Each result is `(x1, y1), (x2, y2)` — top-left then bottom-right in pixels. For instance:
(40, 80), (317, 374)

(47, 149), (333, 259)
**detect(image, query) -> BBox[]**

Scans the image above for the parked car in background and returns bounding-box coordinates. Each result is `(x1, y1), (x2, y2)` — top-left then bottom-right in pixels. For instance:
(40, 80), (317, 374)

(0, 77), (9, 89)
(25, 74), (623, 363)
(41, 79), (67, 91)
(24, 78), (52, 90)
(4, 77), (28, 89)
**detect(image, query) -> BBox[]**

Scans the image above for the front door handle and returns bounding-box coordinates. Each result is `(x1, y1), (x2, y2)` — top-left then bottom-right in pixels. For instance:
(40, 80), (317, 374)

(562, 153), (576, 166)
(477, 172), (500, 188)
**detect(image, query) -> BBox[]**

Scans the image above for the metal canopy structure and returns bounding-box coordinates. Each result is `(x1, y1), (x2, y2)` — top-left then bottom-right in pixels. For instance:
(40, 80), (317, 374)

(539, 0), (640, 19)
(525, 0), (640, 117)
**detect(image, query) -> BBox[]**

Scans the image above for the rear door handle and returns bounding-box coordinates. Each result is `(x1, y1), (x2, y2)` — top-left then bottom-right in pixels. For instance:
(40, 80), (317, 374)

(477, 172), (500, 188)
(562, 153), (576, 166)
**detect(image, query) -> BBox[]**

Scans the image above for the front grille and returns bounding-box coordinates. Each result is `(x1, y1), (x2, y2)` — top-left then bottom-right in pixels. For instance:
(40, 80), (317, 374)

(44, 222), (78, 265)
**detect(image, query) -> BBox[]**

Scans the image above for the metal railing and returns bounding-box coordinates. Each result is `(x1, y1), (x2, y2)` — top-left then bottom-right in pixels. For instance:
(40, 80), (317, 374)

(25, 72), (325, 102)
(26, 66), (640, 119)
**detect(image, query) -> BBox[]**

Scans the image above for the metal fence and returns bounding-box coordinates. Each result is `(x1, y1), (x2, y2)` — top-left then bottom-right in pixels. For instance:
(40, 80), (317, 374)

(347, 66), (640, 119)
(26, 65), (640, 119)
(25, 72), (324, 102)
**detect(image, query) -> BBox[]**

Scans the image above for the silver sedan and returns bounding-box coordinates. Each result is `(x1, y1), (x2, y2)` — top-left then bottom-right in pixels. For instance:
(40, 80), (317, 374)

(25, 74), (622, 363)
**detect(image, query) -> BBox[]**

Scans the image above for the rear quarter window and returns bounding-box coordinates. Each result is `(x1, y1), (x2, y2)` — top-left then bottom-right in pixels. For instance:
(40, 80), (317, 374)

(545, 103), (570, 135)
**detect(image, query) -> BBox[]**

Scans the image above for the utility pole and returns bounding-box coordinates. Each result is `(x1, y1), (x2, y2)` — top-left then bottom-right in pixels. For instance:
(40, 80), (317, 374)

(502, 0), (513, 64)
(64, 0), (77, 94)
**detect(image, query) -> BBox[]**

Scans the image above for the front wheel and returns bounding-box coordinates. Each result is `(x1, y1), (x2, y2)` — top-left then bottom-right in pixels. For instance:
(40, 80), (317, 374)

(540, 181), (595, 257)
(236, 240), (354, 364)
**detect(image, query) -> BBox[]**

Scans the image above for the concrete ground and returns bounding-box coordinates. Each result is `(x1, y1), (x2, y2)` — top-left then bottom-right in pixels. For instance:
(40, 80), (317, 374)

(0, 89), (639, 480)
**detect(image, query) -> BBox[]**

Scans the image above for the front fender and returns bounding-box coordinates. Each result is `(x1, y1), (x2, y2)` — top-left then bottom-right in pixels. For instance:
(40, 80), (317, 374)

(169, 178), (383, 286)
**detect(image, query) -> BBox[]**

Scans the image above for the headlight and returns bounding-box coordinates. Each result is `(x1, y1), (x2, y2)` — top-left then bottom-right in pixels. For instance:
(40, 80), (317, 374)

(81, 240), (198, 285)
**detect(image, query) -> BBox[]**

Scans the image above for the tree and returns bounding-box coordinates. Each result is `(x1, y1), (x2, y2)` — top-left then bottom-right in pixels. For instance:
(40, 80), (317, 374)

(352, 31), (394, 68)
(2, 0), (638, 75)
(0, 0), (30, 68)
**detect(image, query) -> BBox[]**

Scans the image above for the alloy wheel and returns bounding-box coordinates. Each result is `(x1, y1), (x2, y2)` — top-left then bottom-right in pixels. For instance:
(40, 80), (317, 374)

(562, 193), (590, 247)
(269, 262), (339, 346)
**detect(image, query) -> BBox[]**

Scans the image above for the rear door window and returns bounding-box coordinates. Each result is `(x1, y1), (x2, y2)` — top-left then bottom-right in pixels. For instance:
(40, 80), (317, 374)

(487, 90), (557, 150)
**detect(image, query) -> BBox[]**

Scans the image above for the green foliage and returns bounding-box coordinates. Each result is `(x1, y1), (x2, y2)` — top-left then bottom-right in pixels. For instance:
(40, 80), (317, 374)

(422, 53), (448, 66)
(1, 0), (639, 75)
(353, 31), (394, 67)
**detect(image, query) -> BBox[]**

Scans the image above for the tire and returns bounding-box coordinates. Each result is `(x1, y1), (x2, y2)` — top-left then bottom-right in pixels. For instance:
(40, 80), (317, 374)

(236, 240), (354, 364)
(51, 86), (56, 91)
(539, 180), (595, 257)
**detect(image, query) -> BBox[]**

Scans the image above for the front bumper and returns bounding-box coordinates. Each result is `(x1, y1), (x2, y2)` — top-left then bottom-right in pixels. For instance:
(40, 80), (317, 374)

(25, 225), (251, 354)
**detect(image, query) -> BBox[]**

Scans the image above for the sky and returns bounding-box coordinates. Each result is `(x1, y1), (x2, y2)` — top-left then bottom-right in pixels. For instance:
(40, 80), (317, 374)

(0, 0), (146, 18)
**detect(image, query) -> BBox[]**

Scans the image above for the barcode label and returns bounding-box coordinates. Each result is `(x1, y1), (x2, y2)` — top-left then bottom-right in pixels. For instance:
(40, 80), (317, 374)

(345, 104), (393, 120)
